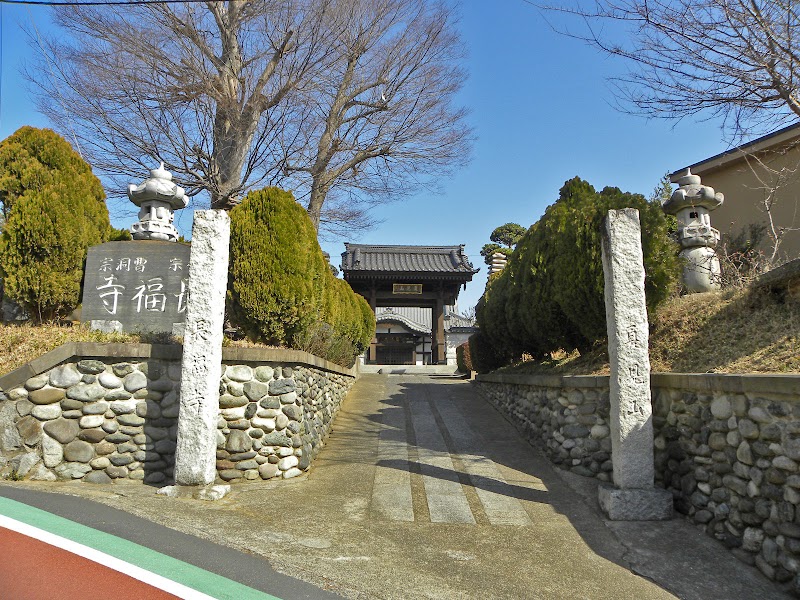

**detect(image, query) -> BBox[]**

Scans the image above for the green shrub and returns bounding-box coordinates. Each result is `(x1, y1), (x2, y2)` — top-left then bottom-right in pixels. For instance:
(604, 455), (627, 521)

(467, 331), (509, 374)
(228, 186), (373, 366)
(0, 127), (112, 321)
(456, 341), (473, 373)
(323, 275), (374, 358)
(548, 179), (679, 348)
(477, 176), (680, 366)
(228, 187), (328, 346)
(292, 321), (359, 368)
(475, 271), (509, 352)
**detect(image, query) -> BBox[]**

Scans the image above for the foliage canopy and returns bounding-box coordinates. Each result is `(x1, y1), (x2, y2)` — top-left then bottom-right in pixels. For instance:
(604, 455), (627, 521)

(0, 126), (113, 321)
(480, 222), (526, 265)
(475, 177), (680, 370)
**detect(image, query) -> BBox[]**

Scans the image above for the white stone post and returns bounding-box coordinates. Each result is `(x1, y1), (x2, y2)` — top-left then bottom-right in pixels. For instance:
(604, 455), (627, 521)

(598, 209), (672, 520)
(173, 210), (230, 487)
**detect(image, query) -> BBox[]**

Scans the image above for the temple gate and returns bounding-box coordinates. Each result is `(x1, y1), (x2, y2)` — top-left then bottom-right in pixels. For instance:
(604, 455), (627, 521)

(341, 244), (478, 365)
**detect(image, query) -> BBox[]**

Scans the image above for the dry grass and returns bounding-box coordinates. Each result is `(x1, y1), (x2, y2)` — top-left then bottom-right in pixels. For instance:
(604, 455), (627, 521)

(499, 287), (800, 376)
(0, 322), (140, 376)
(500, 347), (610, 376)
(3, 287), (798, 377)
(0, 322), (288, 378)
(649, 288), (800, 374)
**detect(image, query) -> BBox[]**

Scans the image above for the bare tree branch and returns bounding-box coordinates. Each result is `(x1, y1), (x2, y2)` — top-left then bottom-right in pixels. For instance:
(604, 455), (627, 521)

(24, 0), (470, 236)
(543, 0), (800, 264)
(280, 0), (472, 232)
(543, 0), (800, 139)
(26, 1), (335, 209)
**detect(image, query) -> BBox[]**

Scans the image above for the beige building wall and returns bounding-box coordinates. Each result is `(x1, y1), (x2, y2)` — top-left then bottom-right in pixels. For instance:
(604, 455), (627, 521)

(676, 130), (800, 262)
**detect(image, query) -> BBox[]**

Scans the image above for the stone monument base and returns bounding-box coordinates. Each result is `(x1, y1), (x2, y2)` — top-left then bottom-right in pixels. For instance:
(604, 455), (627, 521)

(90, 319), (123, 333)
(598, 484), (673, 521)
(156, 484), (231, 501)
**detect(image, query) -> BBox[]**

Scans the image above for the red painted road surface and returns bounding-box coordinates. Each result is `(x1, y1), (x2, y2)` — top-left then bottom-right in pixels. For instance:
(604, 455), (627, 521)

(0, 526), (180, 600)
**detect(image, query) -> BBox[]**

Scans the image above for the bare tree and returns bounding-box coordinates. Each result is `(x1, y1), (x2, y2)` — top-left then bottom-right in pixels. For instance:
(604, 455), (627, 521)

(544, 1), (800, 262)
(281, 0), (471, 232)
(28, 1), (341, 210)
(735, 145), (800, 262)
(26, 0), (470, 235)
(545, 0), (800, 138)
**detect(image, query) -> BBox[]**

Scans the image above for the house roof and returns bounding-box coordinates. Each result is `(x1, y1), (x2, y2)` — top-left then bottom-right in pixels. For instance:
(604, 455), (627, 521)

(375, 306), (477, 335)
(341, 244), (479, 276)
(376, 307), (431, 334)
(670, 122), (800, 181)
(445, 312), (477, 331)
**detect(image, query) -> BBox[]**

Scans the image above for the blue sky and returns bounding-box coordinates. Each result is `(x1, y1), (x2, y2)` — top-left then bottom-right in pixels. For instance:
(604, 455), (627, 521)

(0, 0), (731, 311)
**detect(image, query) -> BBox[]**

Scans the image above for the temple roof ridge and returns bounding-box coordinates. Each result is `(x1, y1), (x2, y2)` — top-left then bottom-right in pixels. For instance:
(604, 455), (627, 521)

(341, 242), (478, 275)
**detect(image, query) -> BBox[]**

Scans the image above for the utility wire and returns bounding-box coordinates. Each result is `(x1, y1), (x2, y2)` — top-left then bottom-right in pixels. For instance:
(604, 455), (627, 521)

(1, 0), (212, 5)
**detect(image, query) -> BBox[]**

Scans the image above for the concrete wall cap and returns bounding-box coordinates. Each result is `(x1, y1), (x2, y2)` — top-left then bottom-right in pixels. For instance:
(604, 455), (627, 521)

(476, 371), (800, 397)
(1, 342), (355, 392)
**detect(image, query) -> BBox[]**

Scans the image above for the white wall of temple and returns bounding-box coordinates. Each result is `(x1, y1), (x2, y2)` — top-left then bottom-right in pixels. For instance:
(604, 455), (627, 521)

(446, 331), (472, 366)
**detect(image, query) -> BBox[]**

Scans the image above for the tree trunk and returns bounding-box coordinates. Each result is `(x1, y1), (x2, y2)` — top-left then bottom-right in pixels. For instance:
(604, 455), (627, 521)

(307, 179), (328, 232)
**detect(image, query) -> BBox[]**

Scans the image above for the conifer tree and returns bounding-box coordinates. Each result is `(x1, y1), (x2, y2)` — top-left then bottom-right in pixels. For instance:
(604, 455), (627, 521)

(228, 187), (328, 346)
(477, 177), (680, 362)
(228, 186), (374, 364)
(0, 126), (112, 321)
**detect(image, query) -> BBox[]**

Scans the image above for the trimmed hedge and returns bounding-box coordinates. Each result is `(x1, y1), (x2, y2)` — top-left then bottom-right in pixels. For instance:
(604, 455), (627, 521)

(0, 127), (113, 321)
(228, 187), (374, 366)
(456, 341), (473, 373)
(476, 177), (680, 367)
(467, 331), (509, 374)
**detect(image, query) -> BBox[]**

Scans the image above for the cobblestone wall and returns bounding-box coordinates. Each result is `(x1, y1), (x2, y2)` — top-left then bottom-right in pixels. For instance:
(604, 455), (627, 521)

(476, 373), (800, 589)
(475, 375), (613, 480)
(0, 344), (354, 486)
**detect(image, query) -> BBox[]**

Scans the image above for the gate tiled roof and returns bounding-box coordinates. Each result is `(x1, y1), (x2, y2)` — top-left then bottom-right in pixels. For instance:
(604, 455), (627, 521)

(341, 244), (478, 275)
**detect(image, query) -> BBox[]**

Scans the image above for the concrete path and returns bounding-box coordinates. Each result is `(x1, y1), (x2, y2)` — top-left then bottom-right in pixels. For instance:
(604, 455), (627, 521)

(0, 374), (789, 599)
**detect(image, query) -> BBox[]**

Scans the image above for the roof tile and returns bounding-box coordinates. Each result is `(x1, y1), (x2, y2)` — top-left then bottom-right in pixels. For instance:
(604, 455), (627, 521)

(341, 244), (478, 275)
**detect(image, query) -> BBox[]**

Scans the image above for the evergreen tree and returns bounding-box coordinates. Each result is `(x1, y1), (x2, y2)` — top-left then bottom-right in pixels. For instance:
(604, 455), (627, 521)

(0, 127), (112, 321)
(479, 222), (526, 265)
(228, 187), (328, 346)
(228, 186), (374, 365)
(477, 176), (681, 364)
(490, 222), (526, 247)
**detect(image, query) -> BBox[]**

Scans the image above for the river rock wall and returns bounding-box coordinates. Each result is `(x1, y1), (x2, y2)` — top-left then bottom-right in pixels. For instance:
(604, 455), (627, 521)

(476, 372), (800, 589)
(0, 344), (355, 485)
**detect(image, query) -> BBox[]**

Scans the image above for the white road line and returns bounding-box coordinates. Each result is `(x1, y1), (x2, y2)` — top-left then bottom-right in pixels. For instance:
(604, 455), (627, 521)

(435, 397), (533, 526)
(372, 399), (414, 522)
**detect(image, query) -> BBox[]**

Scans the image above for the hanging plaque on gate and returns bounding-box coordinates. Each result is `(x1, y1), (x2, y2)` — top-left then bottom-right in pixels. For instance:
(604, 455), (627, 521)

(393, 283), (422, 294)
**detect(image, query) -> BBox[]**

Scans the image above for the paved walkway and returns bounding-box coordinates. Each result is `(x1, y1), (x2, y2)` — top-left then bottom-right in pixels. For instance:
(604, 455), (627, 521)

(0, 374), (790, 599)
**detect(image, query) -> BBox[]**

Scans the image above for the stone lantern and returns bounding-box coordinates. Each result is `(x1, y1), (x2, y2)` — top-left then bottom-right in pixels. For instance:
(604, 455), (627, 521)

(663, 169), (724, 293)
(489, 252), (508, 276)
(128, 163), (189, 242)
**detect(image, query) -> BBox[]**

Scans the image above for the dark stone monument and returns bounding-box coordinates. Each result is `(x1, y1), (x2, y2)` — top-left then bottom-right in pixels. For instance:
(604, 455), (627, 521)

(81, 240), (191, 334)
(81, 164), (192, 335)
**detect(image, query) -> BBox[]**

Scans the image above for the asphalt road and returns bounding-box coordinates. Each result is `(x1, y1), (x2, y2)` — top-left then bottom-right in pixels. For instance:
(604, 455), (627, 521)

(0, 486), (343, 600)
